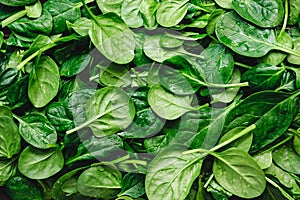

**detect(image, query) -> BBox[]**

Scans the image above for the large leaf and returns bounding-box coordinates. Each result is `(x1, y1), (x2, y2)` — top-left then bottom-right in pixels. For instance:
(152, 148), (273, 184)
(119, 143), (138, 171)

(0, 116), (21, 159)
(212, 148), (266, 198)
(232, 0), (284, 27)
(148, 84), (194, 120)
(28, 56), (60, 108)
(18, 146), (64, 179)
(85, 86), (135, 137)
(17, 113), (57, 149)
(215, 12), (277, 57)
(224, 91), (300, 152)
(156, 0), (189, 27)
(77, 165), (122, 198)
(145, 145), (201, 200)
(89, 13), (135, 64)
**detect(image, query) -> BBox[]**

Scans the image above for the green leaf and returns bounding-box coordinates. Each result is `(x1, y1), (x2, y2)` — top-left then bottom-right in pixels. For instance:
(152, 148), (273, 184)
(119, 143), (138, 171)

(0, 116), (21, 159)
(265, 163), (300, 195)
(232, 0), (284, 27)
(0, 158), (17, 186)
(28, 56), (60, 108)
(218, 127), (253, 152)
(215, 0), (233, 9)
(212, 69), (242, 103)
(18, 146), (64, 179)
(215, 12), (277, 57)
(25, 1), (42, 18)
(140, 0), (158, 30)
(145, 145), (202, 200)
(212, 148), (266, 198)
(253, 151), (272, 169)
(17, 112), (57, 149)
(77, 165), (122, 198)
(99, 63), (131, 87)
(119, 173), (145, 198)
(89, 12), (135, 64)
(67, 17), (92, 37)
(288, 0), (300, 25)
(156, 0), (189, 27)
(45, 102), (75, 132)
(200, 44), (234, 84)
(96, 0), (123, 15)
(52, 166), (90, 200)
(225, 91), (300, 152)
(262, 31), (293, 65)
(66, 135), (123, 164)
(287, 37), (300, 65)
(8, 9), (53, 38)
(85, 86), (135, 137)
(0, 0), (36, 6)
(273, 142), (300, 174)
(121, 0), (143, 28)
(60, 53), (91, 77)
(44, 0), (81, 33)
(148, 84), (194, 120)
(5, 176), (43, 200)
(241, 63), (286, 91)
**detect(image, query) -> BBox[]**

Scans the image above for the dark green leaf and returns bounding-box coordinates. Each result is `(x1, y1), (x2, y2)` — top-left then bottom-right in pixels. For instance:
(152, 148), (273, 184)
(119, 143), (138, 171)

(0, 0), (36, 6)
(0, 159), (17, 186)
(119, 173), (145, 198)
(60, 53), (91, 77)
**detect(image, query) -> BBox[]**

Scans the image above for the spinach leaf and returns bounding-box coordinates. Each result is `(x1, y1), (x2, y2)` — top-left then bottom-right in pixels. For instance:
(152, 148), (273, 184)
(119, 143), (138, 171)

(28, 56), (60, 108)
(232, 0), (284, 27)
(145, 145), (201, 200)
(45, 102), (75, 132)
(98, 63), (131, 87)
(52, 166), (90, 200)
(288, 0), (300, 25)
(215, 12), (277, 57)
(66, 135), (123, 164)
(156, 0), (189, 27)
(8, 9), (53, 39)
(0, 116), (21, 159)
(89, 13), (136, 64)
(225, 91), (300, 151)
(5, 176), (43, 200)
(287, 37), (300, 65)
(18, 146), (64, 179)
(253, 151), (272, 169)
(119, 173), (145, 198)
(121, 0), (143, 28)
(212, 148), (266, 198)
(140, 0), (158, 30)
(60, 53), (91, 77)
(241, 63), (286, 91)
(67, 17), (92, 37)
(68, 87), (135, 137)
(44, 0), (81, 33)
(77, 165), (122, 198)
(0, 159), (17, 186)
(0, 0), (36, 6)
(148, 84), (195, 120)
(96, 0), (123, 15)
(273, 142), (300, 174)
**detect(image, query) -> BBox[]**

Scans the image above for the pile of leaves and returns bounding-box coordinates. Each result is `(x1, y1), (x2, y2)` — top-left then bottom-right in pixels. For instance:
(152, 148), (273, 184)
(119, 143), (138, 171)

(0, 0), (300, 199)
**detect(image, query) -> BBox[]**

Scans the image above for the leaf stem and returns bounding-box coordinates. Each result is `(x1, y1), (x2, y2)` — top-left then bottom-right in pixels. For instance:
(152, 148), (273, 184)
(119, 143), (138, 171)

(266, 177), (294, 200)
(66, 116), (96, 135)
(234, 62), (252, 69)
(1, 10), (27, 28)
(182, 73), (249, 88)
(183, 124), (256, 155)
(279, 0), (289, 37)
